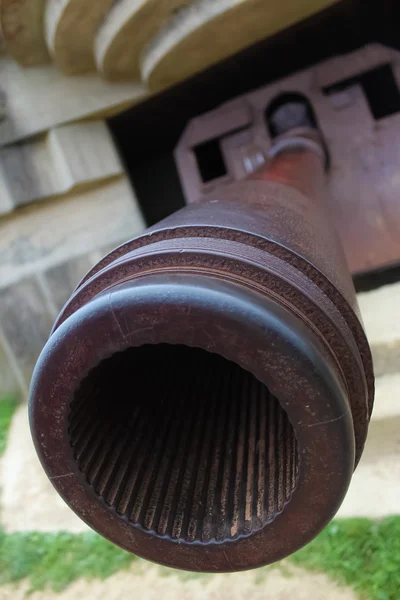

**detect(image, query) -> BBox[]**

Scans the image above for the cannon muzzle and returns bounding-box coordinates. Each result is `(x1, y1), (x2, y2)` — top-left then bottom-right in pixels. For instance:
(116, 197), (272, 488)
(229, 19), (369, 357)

(29, 129), (374, 572)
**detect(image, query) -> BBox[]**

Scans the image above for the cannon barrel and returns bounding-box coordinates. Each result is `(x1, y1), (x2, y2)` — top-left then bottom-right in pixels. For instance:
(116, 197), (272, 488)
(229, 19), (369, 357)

(29, 129), (374, 572)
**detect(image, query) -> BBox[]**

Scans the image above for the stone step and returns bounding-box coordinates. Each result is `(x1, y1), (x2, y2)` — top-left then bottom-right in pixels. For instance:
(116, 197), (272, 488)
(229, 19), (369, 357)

(1, 0), (338, 93)
(0, 120), (123, 215)
(45, 0), (113, 75)
(358, 282), (400, 377)
(340, 369), (400, 519)
(0, 176), (145, 391)
(368, 372), (400, 420)
(337, 414), (400, 518)
(141, 0), (338, 92)
(95, 0), (188, 81)
(0, 55), (147, 147)
(0, 176), (145, 291)
(0, 0), (49, 66)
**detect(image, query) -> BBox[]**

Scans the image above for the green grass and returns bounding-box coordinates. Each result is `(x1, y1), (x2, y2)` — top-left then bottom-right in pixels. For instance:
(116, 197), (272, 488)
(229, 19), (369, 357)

(0, 518), (399, 597)
(0, 396), (17, 456)
(0, 529), (138, 592)
(292, 518), (400, 600)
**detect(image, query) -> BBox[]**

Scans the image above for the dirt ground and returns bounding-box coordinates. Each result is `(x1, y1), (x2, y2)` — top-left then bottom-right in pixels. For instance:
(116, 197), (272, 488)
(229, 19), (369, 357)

(0, 564), (357, 600)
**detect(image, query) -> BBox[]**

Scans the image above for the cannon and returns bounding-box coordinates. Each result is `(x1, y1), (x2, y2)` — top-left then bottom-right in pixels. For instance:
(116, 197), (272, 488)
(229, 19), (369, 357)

(29, 102), (374, 572)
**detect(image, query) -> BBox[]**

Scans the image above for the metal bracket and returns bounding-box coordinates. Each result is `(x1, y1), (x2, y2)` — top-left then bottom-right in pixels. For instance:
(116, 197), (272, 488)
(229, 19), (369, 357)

(175, 44), (400, 276)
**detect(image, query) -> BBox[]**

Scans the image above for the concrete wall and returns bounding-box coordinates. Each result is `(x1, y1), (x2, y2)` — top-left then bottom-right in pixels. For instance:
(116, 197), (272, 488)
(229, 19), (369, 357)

(0, 175), (145, 398)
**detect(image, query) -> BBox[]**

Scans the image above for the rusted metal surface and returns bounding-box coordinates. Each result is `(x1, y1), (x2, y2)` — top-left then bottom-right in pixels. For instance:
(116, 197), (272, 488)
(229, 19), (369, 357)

(29, 131), (374, 572)
(175, 43), (400, 276)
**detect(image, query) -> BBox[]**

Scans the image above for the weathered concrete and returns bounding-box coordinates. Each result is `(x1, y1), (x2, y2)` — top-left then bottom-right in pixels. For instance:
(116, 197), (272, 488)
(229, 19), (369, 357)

(358, 282), (400, 377)
(0, 121), (124, 214)
(0, 176), (145, 291)
(0, 277), (55, 388)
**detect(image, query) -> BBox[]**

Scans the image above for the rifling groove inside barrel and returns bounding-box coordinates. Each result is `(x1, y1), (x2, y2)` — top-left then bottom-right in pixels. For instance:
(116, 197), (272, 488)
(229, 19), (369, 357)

(69, 344), (300, 543)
